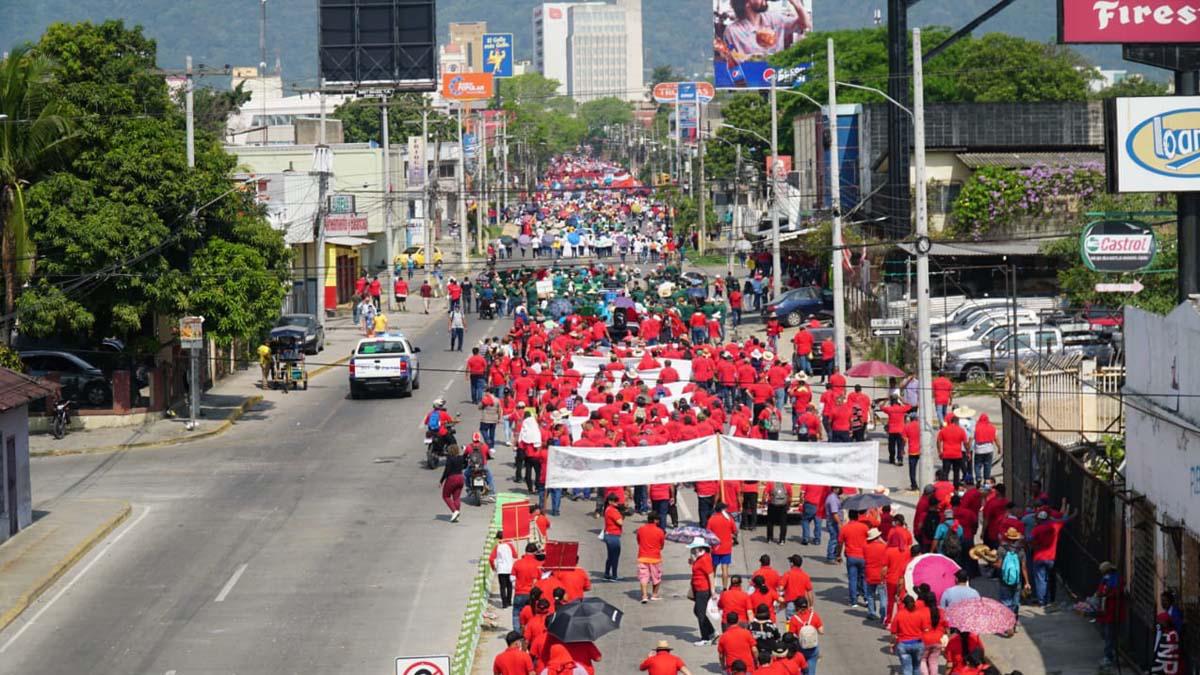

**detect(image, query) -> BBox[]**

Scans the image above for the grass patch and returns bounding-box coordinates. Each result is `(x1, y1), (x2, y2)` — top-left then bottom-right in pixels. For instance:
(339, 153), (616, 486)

(685, 253), (732, 267)
(955, 379), (1000, 398)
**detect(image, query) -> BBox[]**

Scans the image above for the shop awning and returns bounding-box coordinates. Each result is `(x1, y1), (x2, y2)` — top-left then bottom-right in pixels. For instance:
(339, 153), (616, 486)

(327, 236), (375, 247)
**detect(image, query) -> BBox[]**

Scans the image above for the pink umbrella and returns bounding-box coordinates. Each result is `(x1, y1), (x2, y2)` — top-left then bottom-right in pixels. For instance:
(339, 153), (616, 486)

(944, 597), (1018, 635)
(846, 360), (906, 378)
(904, 553), (961, 602)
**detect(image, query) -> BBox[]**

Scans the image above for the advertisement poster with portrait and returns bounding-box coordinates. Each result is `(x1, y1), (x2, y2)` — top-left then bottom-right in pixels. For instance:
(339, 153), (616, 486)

(714, 0), (813, 89)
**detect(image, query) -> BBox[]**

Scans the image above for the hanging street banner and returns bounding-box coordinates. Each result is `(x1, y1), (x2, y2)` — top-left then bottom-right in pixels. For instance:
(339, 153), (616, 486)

(481, 33), (514, 78)
(713, 0), (813, 88)
(407, 136), (425, 187)
(1081, 220), (1157, 272)
(1107, 96), (1200, 193)
(1058, 0), (1200, 43)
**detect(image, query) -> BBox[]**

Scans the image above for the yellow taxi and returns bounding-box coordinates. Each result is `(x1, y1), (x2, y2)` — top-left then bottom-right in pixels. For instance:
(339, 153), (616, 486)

(395, 246), (443, 267)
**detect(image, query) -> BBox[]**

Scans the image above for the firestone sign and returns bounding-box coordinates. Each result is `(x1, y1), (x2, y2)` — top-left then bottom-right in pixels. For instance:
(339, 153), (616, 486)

(1058, 0), (1200, 43)
(1080, 220), (1157, 272)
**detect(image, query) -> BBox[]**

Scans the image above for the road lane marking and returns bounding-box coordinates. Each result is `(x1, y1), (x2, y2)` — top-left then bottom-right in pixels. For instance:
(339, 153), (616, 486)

(166, 671), (176, 675)
(213, 563), (248, 603)
(0, 506), (153, 654)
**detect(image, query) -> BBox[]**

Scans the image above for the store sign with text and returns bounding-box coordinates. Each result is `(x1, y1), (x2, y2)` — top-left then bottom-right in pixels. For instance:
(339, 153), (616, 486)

(1108, 96), (1200, 192)
(441, 72), (494, 101)
(1058, 0), (1200, 43)
(1081, 220), (1157, 272)
(325, 214), (369, 237)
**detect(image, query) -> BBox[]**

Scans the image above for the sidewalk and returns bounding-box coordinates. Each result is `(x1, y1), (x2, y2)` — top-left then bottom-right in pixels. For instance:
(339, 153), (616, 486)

(0, 499), (131, 633)
(29, 313), (378, 456)
(979, 584), (1112, 675)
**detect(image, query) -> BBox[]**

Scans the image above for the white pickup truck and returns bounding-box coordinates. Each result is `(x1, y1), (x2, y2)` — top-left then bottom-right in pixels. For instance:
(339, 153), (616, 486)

(348, 332), (421, 399)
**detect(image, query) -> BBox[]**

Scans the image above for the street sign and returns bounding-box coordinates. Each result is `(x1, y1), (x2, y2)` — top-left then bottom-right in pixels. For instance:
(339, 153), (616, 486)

(1095, 280), (1145, 294)
(871, 317), (903, 329)
(395, 655), (450, 675)
(1081, 220), (1157, 271)
(482, 33), (514, 78)
(678, 82), (697, 102)
(179, 316), (204, 350)
(872, 328), (902, 337)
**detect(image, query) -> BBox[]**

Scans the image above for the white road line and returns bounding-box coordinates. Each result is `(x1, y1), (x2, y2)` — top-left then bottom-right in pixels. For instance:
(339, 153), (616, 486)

(0, 506), (153, 654)
(213, 563), (248, 603)
(165, 670), (177, 675)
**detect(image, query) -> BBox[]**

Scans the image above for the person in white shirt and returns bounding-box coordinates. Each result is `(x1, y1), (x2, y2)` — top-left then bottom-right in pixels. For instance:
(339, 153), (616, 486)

(489, 532), (518, 608)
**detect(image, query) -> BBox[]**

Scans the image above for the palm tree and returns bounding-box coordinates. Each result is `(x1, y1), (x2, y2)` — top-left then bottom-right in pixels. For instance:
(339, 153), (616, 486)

(0, 46), (75, 340)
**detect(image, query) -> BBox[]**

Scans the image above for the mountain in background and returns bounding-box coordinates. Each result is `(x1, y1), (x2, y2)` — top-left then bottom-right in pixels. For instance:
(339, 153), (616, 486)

(0, 0), (1146, 91)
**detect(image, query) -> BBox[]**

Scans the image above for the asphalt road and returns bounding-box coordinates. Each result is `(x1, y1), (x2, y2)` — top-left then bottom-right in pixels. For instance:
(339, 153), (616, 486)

(0, 309), (503, 674)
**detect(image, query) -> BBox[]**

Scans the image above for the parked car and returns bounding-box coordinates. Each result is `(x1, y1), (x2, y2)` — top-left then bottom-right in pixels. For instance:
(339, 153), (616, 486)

(931, 307), (1039, 344)
(763, 286), (828, 327)
(348, 331), (421, 399)
(934, 316), (1042, 364)
(395, 246), (443, 268)
(274, 313), (325, 354)
(20, 350), (112, 406)
(941, 325), (1118, 380)
(927, 298), (1016, 331)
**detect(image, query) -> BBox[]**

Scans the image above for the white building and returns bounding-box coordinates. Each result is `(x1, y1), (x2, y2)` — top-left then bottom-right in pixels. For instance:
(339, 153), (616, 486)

(225, 67), (350, 146)
(533, 0), (644, 102)
(1123, 302), (1200, 630)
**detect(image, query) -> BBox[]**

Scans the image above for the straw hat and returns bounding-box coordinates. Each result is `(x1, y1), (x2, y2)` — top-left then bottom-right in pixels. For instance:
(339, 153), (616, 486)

(655, 640), (672, 651)
(688, 536), (711, 550)
(1004, 527), (1022, 541)
(795, 372), (808, 382)
(953, 405), (977, 418)
(969, 544), (998, 563)
(1099, 561), (1116, 573)
(763, 351), (775, 362)
(867, 528), (882, 541)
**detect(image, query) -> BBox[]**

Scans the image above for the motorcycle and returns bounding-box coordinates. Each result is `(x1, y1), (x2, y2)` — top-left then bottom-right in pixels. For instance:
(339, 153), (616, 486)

(424, 419), (458, 470)
(479, 298), (496, 320)
(52, 400), (73, 440)
(465, 449), (491, 505)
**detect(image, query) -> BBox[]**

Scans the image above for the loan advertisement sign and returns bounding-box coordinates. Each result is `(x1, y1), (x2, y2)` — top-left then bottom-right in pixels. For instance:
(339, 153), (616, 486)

(713, 0), (813, 89)
(1058, 0), (1200, 43)
(1108, 96), (1200, 193)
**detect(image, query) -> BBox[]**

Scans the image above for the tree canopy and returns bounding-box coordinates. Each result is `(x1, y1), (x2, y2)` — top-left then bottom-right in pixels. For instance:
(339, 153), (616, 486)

(333, 93), (458, 145)
(16, 20), (290, 347)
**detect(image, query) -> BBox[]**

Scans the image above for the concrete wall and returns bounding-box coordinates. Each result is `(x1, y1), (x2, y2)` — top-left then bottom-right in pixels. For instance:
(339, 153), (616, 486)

(0, 404), (33, 542)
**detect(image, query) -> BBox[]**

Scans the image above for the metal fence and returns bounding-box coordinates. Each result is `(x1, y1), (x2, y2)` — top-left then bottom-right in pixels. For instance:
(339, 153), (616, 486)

(1015, 355), (1124, 447)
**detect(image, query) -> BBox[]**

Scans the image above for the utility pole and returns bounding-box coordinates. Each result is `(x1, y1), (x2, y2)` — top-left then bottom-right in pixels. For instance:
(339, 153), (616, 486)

(828, 39), (846, 374)
(729, 144), (742, 272)
(501, 113), (509, 218)
(913, 28), (937, 488)
(698, 101), (707, 256)
(185, 56), (195, 168)
(481, 111), (489, 241)
(769, 71), (782, 296)
(458, 105), (469, 268)
(422, 109), (432, 281)
(314, 78), (331, 326)
(382, 96), (394, 310)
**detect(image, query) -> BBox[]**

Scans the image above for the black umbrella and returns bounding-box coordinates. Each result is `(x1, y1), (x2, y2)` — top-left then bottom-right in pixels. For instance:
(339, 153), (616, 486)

(842, 492), (892, 511)
(546, 597), (623, 643)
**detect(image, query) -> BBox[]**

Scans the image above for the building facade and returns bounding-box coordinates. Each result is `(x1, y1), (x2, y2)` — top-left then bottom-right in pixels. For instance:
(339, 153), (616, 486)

(533, 0), (644, 101)
(448, 22), (488, 73)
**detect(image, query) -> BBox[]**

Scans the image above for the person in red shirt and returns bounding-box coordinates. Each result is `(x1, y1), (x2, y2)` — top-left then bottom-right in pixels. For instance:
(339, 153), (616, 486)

(706, 502), (738, 589)
(885, 545), (916, 625)
(637, 513), (667, 603)
(837, 510), (870, 606)
(729, 288), (744, 326)
(863, 528), (890, 621)
(493, 631), (536, 675)
(718, 575), (755, 627)
(828, 394), (853, 443)
(511, 543), (542, 630)
(394, 277), (409, 312)
(658, 360), (680, 385)
(689, 539), (717, 644)
(778, 554), (815, 620)
(718, 612), (759, 673)
(889, 595), (932, 672)
(943, 629), (984, 674)
(931, 375), (954, 422)
(1029, 502), (1076, 606)
(368, 275), (382, 309)
(640, 640), (693, 675)
(880, 396), (912, 466)
(748, 575), (781, 622)
(937, 416), (969, 484)
(602, 494), (624, 581)
(554, 566), (591, 602)
(818, 337), (835, 382)
(466, 347), (489, 404)
(792, 326), (814, 375)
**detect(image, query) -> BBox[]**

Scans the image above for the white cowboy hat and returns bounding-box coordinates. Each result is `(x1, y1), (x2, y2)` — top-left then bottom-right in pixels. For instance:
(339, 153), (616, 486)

(687, 536), (710, 550)
(751, 350), (763, 359)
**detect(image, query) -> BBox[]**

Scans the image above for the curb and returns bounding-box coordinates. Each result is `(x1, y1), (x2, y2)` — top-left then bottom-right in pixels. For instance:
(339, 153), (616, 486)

(0, 500), (131, 634)
(450, 500), (510, 675)
(29, 353), (353, 458)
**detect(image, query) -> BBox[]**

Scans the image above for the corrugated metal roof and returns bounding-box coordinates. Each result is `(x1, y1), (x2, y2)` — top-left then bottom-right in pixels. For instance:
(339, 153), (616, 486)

(956, 152), (1104, 169)
(0, 368), (58, 412)
(896, 239), (1051, 257)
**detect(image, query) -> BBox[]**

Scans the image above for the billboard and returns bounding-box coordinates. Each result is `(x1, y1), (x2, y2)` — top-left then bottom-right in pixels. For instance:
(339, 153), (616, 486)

(441, 72), (495, 101)
(713, 0), (813, 89)
(1107, 96), (1200, 193)
(318, 0), (437, 90)
(1080, 220), (1157, 272)
(482, 33), (514, 78)
(652, 81), (716, 104)
(1058, 0), (1200, 43)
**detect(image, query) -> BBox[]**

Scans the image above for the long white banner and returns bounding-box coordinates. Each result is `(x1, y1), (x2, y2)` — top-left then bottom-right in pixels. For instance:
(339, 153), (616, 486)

(544, 436), (879, 488)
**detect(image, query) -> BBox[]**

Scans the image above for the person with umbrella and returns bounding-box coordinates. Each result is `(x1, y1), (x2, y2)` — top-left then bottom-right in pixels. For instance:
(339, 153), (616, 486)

(639, 640), (693, 675)
(687, 536), (718, 646)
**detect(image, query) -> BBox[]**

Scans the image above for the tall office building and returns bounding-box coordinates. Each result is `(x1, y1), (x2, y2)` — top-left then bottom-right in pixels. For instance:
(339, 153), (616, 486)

(449, 22), (488, 72)
(533, 1), (644, 102)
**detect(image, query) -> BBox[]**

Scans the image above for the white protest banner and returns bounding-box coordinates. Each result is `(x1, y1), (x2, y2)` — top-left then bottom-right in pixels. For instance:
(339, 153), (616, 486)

(717, 436), (879, 489)
(545, 438), (717, 488)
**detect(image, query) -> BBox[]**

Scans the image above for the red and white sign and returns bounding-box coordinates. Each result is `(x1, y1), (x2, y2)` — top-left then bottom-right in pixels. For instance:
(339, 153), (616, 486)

(325, 214), (368, 237)
(1058, 0), (1200, 43)
(1095, 280), (1145, 293)
(766, 155), (793, 180)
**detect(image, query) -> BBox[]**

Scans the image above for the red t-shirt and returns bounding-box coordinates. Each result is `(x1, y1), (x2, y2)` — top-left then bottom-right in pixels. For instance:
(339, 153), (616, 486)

(637, 524), (666, 563)
(886, 546), (912, 585)
(829, 403), (853, 432)
(512, 554), (542, 594)
(717, 625), (758, 671)
(779, 567), (813, 602)
(839, 520), (870, 558)
(902, 420), (922, 455)
(494, 646), (535, 675)
(938, 424), (969, 460)
(718, 586), (754, 621)
(864, 539), (889, 584)
(1030, 521), (1066, 561)
(882, 404), (912, 434)
(792, 329), (813, 355)
(467, 354), (488, 375)
(604, 505), (624, 535)
(932, 377), (954, 405)
(691, 553), (714, 591)
(786, 609), (824, 635)
(707, 512), (738, 555)
(640, 652), (686, 675)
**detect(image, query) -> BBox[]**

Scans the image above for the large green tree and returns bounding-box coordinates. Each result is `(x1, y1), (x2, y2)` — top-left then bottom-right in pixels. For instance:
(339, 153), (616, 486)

(333, 93), (457, 144)
(18, 20), (290, 347)
(0, 46), (75, 337)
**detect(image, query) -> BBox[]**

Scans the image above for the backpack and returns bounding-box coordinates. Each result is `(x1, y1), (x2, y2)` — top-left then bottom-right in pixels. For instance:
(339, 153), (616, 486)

(770, 483), (789, 506)
(921, 510), (941, 542)
(1001, 549), (1021, 586)
(763, 411), (781, 433)
(427, 412), (442, 432)
(797, 612), (820, 649)
(939, 524), (963, 559)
